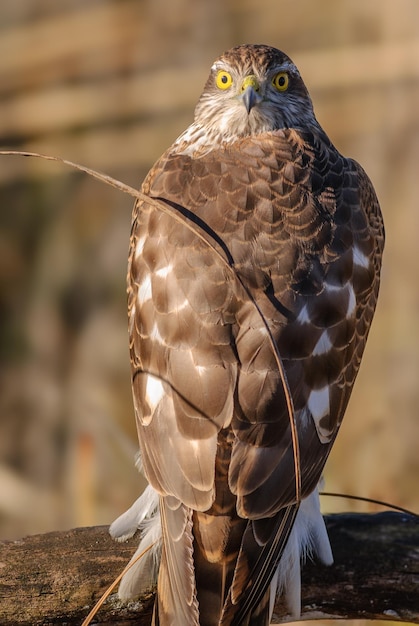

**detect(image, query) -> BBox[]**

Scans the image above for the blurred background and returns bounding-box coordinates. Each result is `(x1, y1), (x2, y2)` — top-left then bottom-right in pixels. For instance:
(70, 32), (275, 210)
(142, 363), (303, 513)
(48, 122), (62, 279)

(0, 0), (418, 576)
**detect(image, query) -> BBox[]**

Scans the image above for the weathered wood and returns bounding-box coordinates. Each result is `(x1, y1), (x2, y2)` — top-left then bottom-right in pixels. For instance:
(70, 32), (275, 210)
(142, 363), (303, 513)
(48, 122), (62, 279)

(0, 512), (417, 625)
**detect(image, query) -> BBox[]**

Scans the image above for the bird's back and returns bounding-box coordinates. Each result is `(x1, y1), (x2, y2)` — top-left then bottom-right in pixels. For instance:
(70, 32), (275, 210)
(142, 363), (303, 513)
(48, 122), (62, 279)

(111, 44), (384, 626)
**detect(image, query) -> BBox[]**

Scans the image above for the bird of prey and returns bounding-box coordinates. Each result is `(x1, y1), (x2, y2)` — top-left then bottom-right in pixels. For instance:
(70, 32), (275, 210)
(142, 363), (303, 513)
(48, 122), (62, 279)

(110, 44), (384, 625)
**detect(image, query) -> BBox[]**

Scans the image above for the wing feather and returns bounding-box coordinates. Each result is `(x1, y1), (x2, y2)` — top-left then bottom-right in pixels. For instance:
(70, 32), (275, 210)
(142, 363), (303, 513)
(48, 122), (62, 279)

(125, 126), (384, 624)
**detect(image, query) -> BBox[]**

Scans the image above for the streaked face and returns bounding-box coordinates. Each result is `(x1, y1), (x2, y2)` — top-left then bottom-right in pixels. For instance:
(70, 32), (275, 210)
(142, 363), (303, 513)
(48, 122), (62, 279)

(193, 44), (317, 141)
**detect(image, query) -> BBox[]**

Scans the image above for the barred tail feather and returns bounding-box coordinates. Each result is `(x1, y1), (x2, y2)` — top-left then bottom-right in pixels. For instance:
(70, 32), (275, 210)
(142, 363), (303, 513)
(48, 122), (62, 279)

(110, 483), (332, 621)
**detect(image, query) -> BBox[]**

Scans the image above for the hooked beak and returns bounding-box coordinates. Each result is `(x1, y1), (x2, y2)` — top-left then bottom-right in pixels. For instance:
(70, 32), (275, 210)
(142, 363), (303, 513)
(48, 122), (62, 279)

(240, 75), (262, 113)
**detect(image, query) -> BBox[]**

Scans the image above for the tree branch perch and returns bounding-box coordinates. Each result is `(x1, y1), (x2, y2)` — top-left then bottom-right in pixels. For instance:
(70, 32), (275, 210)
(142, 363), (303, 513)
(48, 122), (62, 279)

(0, 512), (417, 625)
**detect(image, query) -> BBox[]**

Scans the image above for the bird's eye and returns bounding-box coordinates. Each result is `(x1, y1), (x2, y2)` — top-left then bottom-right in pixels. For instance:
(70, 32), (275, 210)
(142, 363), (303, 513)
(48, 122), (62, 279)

(216, 70), (233, 90)
(272, 72), (289, 92)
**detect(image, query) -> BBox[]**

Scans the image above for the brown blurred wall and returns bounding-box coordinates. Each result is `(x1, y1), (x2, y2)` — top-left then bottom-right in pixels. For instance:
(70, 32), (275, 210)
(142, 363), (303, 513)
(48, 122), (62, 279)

(0, 0), (418, 558)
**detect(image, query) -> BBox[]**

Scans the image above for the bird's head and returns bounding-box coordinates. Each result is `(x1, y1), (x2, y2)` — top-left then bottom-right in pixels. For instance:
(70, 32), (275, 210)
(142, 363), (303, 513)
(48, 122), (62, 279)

(191, 44), (317, 145)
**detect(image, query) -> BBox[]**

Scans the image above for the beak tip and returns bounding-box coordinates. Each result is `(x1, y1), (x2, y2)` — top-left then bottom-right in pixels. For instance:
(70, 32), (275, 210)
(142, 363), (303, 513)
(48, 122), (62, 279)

(241, 86), (262, 114)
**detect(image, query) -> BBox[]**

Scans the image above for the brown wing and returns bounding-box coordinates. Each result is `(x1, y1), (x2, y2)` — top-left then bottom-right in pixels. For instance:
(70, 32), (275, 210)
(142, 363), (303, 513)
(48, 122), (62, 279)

(128, 128), (384, 624)
(228, 131), (385, 518)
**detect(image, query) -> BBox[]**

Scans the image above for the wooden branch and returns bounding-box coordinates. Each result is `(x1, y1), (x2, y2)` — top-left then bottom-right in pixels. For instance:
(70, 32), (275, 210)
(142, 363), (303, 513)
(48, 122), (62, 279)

(0, 513), (417, 625)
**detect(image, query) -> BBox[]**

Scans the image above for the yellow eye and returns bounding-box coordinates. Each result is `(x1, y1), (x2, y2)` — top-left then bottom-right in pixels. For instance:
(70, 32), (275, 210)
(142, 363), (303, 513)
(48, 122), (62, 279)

(216, 70), (233, 90)
(272, 72), (289, 92)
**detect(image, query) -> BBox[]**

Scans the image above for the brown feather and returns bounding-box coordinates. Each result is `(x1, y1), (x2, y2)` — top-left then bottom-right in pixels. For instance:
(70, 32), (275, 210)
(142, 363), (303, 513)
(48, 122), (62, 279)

(123, 44), (384, 625)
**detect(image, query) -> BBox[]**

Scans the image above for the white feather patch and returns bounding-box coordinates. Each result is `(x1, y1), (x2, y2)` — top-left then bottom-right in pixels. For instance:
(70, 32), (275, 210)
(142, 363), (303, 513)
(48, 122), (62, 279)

(145, 375), (165, 411)
(353, 245), (370, 269)
(150, 322), (164, 344)
(110, 484), (159, 542)
(272, 486), (333, 619)
(307, 386), (330, 421)
(110, 485), (162, 601)
(134, 235), (146, 260)
(138, 275), (152, 304)
(346, 283), (356, 318)
(176, 298), (189, 312)
(324, 281), (357, 320)
(296, 305), (311, 324)
(312, 330), (332, 356)
(156, 264), (173, 278)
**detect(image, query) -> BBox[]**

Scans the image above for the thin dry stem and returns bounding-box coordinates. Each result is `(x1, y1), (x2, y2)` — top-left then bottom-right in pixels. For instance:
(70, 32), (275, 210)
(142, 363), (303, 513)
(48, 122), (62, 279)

(81, 543), (155, 626)
(0, 150), (301, 503)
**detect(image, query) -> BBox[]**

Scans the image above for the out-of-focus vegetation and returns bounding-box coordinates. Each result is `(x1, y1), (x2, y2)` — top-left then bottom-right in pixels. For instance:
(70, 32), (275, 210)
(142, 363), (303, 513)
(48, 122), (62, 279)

(0, 0), (418, 555)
